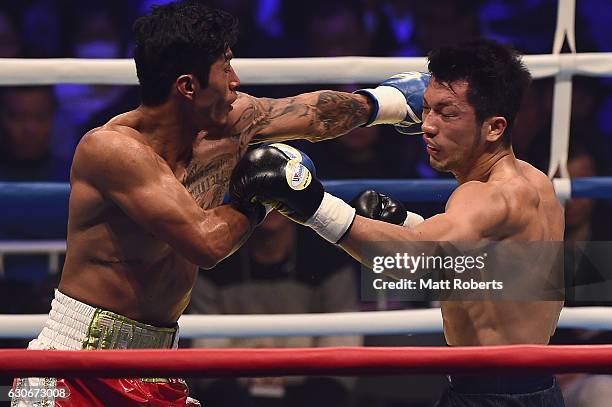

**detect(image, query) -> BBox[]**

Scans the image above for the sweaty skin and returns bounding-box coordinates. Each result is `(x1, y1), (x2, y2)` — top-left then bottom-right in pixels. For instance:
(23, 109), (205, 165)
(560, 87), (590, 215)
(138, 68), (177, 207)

(59, 53), (372, 327)
(340, 79), (564, 345)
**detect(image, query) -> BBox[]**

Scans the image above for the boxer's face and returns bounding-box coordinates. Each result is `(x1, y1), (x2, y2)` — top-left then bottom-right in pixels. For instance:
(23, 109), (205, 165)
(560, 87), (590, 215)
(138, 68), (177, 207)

(421, 79), (486, 174)
(193, 48), (240, 129)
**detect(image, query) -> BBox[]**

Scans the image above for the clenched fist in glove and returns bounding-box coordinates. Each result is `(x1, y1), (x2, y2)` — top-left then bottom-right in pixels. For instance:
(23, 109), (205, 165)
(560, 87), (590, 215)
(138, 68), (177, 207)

(355, 72), (430, 135)
(350, 190), (424, 228)
(229, 143), (356, 243)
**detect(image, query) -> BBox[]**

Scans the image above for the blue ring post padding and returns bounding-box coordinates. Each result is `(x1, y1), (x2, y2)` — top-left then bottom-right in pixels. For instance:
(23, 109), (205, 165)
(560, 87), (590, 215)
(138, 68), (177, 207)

(2, 178), (612, 236)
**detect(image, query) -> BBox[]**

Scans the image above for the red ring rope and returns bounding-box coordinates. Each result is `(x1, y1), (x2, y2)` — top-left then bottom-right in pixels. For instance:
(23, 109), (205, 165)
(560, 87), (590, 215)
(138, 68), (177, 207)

(2, 346), (612, 378)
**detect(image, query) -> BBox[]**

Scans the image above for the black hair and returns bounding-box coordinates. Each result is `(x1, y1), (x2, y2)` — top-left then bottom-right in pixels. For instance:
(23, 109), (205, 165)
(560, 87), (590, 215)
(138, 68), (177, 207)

(427, 38), (531, 145)
(133, 1), (238, 106)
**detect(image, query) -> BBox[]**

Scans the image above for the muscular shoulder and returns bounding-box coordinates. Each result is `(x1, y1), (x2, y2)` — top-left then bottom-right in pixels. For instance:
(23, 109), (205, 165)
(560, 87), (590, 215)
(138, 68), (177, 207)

(447, 181), (514, 238)
(450, 166), (554, 239)
(73, 127), (161, 188)
(76, 127), (151, 166)
(516, 160), (564, 235)
(449, 181), (509, 209)
(516, 160), (558, 200)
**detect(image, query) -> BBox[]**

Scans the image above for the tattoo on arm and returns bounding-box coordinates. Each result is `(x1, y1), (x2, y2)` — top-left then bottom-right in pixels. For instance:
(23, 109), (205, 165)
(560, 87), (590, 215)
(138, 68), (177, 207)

(233, 91), (371, 143)
(314, 91), (371, 139)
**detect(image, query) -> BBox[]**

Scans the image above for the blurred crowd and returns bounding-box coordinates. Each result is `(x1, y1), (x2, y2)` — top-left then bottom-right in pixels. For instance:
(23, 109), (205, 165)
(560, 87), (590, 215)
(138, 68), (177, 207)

(1, 0), (612, 405)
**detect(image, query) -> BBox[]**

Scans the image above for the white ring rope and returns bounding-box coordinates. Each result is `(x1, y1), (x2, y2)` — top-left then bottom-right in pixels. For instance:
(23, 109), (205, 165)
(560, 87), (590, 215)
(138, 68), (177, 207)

(0, 307), (609, 339)
(0, 54), (611, 86)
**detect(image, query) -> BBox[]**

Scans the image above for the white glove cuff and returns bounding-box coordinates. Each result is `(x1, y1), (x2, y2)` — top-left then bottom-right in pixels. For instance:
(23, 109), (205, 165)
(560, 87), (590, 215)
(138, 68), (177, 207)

(360, 86), (408, 126)
(304, 192), (356, 243)
(402, 211), (425, 228)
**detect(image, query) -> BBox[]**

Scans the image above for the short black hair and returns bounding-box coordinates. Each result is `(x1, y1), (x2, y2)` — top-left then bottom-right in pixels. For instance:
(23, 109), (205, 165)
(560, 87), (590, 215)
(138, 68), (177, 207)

(133, 1), (238, 106)
(427, 39), (531, 145)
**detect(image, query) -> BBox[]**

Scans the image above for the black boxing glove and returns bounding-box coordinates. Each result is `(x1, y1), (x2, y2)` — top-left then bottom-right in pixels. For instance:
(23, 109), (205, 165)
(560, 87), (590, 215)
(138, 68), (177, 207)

(230, 143), (356, 242)
(230, 143), (322, 221)
(350, 189), (425, 228)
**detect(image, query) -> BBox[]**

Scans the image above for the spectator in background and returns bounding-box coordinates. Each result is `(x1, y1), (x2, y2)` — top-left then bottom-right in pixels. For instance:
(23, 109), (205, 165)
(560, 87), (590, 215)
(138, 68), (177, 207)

(512, 78), (554, 171)
(361, 0), (481, 57)
(207, 0), (293, 57)
(305, 0), (372, 57)
(310, 119), (418, 180)
(54, 5), (130, 159)
(413, 0), (481, 53)
(300, 3), (418, 180)
(20, 0), (62, 57)
(189, 211), (360, 407)
(478, 0), (556, 54)
(0, 85), (66, 304)
(0, 11), (22, 57)
(571, 77), (606, 127)
(0, 86), (65, 364)
(359, 0), (420, 57)
(564, 139), (602, 242)
(562, 134), (612, 305)
(0, 86), (69, 181)
(305, 86), (421, 181)
(554, 135), (612, 406)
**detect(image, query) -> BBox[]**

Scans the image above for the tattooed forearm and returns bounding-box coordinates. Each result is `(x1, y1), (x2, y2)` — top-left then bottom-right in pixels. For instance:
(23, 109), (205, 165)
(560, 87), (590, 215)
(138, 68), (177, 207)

(314, 91), (371, 140)
(237, 91), (373, 143)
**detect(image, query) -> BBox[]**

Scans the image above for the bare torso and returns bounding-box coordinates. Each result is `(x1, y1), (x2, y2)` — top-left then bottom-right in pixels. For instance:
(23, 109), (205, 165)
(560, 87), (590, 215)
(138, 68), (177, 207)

(441, 160), (564, 345)
(53, 85), (372, 326)
(57, 88), (370, 326)
(59, 111), (247, 326)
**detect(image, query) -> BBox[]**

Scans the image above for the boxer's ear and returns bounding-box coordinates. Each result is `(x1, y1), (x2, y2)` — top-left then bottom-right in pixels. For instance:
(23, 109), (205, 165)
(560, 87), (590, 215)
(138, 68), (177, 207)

(176, 74), (196, 100)
(484, 116), (507, 143)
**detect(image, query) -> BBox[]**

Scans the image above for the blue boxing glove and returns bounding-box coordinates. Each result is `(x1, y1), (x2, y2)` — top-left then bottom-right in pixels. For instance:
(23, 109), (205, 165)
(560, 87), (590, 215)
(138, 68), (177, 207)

(356, 72), (431, 135)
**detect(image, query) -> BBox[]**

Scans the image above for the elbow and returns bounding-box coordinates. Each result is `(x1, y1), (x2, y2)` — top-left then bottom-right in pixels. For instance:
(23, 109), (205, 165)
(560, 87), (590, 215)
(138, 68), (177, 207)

(194, 250), (220, 270)
(194, 222), (235, 270)
(194, 240), (232, 270)
(197, 258), (220, 270)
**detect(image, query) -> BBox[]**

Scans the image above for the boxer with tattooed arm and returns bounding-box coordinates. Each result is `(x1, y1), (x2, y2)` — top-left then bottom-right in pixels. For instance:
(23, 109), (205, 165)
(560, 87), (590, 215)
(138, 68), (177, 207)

(11, 2), (428, 406)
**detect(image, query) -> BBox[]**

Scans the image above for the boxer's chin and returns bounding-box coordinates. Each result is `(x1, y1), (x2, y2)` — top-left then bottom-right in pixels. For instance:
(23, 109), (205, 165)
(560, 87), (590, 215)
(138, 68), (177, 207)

(429, 157), (447, 172)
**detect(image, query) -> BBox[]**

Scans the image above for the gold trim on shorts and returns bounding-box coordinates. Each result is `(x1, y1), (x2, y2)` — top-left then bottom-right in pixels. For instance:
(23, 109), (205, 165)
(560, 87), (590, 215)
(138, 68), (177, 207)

(83, 308), (177, 350)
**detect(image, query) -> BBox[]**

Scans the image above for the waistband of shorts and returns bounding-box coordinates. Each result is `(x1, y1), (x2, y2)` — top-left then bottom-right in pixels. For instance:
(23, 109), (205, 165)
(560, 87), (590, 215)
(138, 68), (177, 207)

(448, 374), (555, 395)
(37, 290), (178, 350)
